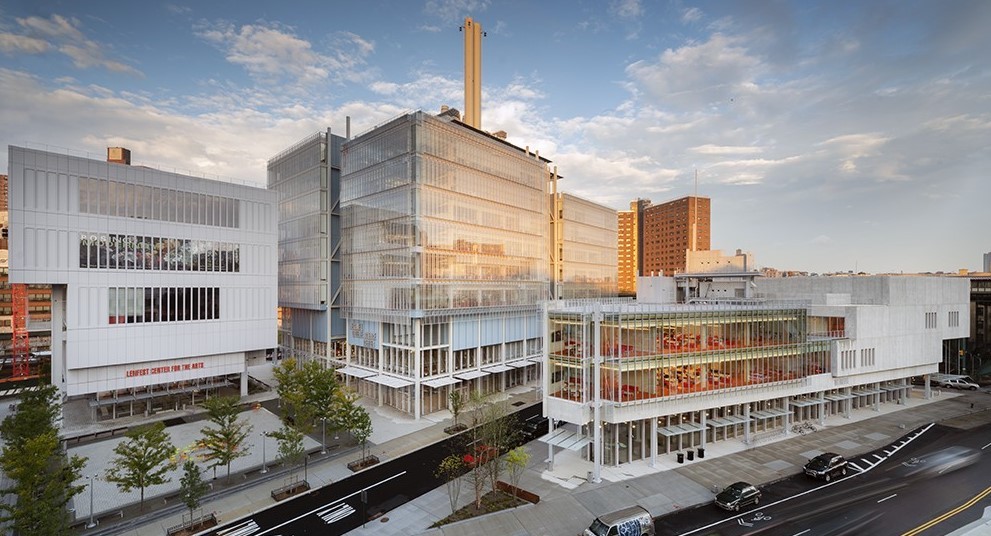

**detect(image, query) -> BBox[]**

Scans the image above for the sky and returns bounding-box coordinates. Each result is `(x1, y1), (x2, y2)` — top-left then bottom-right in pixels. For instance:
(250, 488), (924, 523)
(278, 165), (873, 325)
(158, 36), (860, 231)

(1, 0), (989, 274)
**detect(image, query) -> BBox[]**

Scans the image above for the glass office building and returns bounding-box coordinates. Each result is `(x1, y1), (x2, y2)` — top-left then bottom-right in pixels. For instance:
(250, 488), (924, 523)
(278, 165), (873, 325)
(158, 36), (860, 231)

(339, 111), (549, 418)
(268, 130), (347, 363)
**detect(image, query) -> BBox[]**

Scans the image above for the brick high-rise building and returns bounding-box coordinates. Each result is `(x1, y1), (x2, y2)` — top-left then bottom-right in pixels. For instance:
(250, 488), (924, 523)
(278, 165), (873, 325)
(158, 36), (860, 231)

(641, 196), (710, 277)
(617, 200), (641, 295)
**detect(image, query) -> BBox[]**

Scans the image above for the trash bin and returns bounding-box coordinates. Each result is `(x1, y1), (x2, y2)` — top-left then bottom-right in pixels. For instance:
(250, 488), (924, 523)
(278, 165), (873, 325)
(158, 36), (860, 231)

(677, 452), (685, 464)
(698, 447), (705, 459)
(687, 450), (695, 461)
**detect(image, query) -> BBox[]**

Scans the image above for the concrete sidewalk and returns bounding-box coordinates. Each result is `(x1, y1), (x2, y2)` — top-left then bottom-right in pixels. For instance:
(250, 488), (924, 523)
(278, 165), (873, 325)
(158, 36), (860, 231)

(60, 382), (991, 536)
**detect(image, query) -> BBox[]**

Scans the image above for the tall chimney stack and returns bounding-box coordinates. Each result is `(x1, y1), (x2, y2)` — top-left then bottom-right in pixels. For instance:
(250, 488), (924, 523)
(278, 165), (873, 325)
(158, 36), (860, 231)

(463, 17), (482, 129)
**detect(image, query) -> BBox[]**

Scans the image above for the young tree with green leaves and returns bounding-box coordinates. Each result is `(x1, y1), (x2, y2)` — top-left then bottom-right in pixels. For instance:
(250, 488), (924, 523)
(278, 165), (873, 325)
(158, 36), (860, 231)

(479, 400), (519, 493)
(178, 460), (209, 524)
(0, 431), (86, 535)
(505, 446), (531, 501)
(199, 395), (253, 482)
(105, 422), (176, 510)
(435, 455), (466, 515)
(270, 424), (305, 482)
(449, 390), (465, 430)
(0, 384), (87, 535)
(350, 407), (373, 462)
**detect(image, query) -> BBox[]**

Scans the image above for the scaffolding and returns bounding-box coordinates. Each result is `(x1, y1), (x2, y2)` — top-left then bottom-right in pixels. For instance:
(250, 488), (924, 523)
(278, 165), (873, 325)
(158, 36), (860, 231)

(11, 283), (30, 378)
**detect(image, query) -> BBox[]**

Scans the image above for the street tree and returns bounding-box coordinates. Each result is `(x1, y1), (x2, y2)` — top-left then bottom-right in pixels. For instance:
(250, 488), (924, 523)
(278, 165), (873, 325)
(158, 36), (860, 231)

(434, 454), (466, 515)
(0, 430), (86, 535)
(105, 422), (176, 510)
(0, 384), (86, 536)
(178, 460), (209, 524)
(270, 424), (306, 482)
(199, 395), (253, 482)
(448, 390), (465, 431)
(479, 400), (519, 493)
(505, 447), (531, 501)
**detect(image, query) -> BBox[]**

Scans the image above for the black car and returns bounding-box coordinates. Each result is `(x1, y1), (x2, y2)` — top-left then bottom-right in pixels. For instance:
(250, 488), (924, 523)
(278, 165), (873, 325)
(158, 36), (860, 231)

(804, 453), (847, 482)
(715, 481), (761, 511)
(522, 416), (549, 440)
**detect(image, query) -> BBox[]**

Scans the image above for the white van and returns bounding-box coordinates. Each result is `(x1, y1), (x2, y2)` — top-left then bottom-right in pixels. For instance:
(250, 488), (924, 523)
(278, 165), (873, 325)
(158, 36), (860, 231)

(584, 505), (654, 536)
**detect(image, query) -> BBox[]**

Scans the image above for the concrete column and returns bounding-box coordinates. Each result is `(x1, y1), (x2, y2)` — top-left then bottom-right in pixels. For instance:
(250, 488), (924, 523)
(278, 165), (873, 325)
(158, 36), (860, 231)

(650, 418), (657, 468)
(240, 369), (248, 397)
(592, 306), (603, 483)
(414, 319), (422, 421)
(744, 404), (751, 444)
(700, 410), (707, 449)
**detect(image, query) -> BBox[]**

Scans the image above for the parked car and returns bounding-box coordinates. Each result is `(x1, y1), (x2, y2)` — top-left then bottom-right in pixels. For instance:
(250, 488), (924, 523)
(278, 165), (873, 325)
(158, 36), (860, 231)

(522, 415), (549, 440)
(715, 481), (761, 511)
(804, 453), (848, 482)
(584, 505), (654, 536)
(939, 378), (980, 390)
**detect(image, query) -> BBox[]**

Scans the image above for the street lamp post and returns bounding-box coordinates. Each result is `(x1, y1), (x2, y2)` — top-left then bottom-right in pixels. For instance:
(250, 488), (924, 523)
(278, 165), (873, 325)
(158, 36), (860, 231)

(86, 475), (97, 528)
(321, 418), (327, 454)
(261, 432), (268, 474)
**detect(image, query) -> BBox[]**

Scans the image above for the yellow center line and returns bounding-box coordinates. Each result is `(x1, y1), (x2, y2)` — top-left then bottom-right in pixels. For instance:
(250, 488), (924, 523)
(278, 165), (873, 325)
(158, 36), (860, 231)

(902, 484), (991, 536)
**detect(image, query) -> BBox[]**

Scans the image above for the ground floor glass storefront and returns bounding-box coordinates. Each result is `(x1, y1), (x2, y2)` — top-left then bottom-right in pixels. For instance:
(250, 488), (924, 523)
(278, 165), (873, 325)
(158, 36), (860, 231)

(582, 381), (912, 466)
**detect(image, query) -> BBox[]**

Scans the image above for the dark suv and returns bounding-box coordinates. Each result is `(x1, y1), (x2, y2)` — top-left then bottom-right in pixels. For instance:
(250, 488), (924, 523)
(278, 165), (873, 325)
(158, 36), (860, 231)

(715, 481), (761, 511)
(804, 453), (848, 482)
(522, 416), (549, 440)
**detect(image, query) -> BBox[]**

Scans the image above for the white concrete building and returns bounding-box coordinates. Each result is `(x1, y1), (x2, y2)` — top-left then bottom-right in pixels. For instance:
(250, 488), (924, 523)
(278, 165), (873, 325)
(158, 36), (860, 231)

(542, 275), (969, 480)
(7, 146), (277, 420)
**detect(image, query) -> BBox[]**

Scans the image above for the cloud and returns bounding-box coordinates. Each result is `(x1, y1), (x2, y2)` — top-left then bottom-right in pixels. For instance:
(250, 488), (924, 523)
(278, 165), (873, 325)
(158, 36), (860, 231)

(4, 14), (141, 75)
(423, 0), (491, 24)
(196, 22), (374, 88)
(0, 33), (50, 54)
(626, 34), (763, 107)
(682, 7), (703, 23)
(690, 144), (763, 155)
(610, 0), (643, 19)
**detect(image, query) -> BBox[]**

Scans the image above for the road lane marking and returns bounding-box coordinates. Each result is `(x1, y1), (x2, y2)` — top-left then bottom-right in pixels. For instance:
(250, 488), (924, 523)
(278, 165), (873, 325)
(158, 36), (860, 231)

(790, 530), (811, 536)
(902, 484), (991, 536)
(981, 441), (991, 450)
(225, 471), (408, 536)
(677, 422), (936, 536)
(877, 494), (897, 503)
(849, 462), (865, 472)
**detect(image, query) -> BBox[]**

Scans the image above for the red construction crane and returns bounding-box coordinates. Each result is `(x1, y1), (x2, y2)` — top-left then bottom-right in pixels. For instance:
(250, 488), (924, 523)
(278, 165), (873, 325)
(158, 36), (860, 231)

(11, 283), (31, 378)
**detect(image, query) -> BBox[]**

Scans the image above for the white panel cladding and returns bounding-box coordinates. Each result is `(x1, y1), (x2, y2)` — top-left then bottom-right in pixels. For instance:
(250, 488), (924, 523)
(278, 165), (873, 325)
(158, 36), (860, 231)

(7, 145), (278, 397)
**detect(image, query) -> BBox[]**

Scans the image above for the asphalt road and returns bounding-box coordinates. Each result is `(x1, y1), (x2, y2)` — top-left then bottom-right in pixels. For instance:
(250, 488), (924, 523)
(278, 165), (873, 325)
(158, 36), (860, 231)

(204, 403), (543, 536)
(654, 421), (991, 536)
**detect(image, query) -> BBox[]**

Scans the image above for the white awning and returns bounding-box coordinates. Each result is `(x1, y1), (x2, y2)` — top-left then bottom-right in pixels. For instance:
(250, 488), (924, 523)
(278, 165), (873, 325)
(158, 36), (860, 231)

(337, 366), (376, 379)
(537, 427), (592, 451)
(454, 370), (489, 381)
(483, 364), (513, 373)
(366, 375), (413, 388)
(506, 360), (532, 369)
(528, 357), (543, 365)
(422, 376), (460, 388)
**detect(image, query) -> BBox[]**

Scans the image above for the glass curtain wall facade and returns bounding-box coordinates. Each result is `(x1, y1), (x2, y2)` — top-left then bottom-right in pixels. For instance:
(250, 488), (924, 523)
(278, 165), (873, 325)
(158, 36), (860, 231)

(268, 130), (346, 363)
(547, 302), (832, 466)
(342, 112), (549, 417)
(556, 193), (618, 299)
(548, 303), (828, 405)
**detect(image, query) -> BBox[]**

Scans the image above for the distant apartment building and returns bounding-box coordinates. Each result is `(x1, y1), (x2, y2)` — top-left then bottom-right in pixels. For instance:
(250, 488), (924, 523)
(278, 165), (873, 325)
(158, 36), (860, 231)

(641, 196), (710, 277)
(267, 130), (347, 363)
(335, 111), (548, 418)
(617, 201), (638, 296)
(7, 146), (277, 420)
(552, 192), (617, 299)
